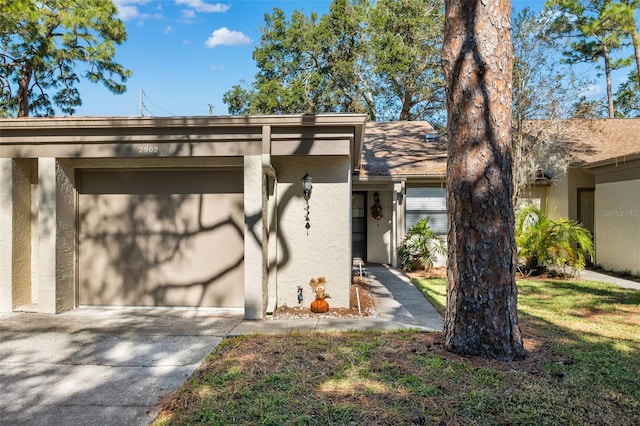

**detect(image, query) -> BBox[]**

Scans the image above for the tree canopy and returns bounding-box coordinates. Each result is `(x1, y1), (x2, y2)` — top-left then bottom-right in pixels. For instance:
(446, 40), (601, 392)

(544, 0), (637, 118)
(0, 0), (131, 117)
(222, 0), (445, 122)
(511, 7), (593, 202)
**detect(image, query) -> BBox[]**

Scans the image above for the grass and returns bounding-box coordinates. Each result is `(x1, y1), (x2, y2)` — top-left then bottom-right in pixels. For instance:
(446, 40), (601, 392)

(153, 277), (640, 425)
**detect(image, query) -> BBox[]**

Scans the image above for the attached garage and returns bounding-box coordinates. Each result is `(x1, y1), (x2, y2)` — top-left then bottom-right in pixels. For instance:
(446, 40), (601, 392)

(77, 169), (244, 308)
(0, 114), (366, 317)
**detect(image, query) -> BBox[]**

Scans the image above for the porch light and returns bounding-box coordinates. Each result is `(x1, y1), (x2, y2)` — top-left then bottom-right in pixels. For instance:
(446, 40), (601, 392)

(302, 172), (312, 234)
(302, 172), (313, 200)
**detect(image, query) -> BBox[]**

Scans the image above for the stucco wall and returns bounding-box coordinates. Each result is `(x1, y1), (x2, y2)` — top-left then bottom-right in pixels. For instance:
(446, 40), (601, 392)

(516, 186), (548, 213)
(0, 159), (33, 311)
(546, 172), (569, 219)
(12, 161), (32, 308)
(37, 159), (76, 313)
(272, 156), (351, 309)
(244, 155), (265, 319)
(594, 179), (640, 275)
(547, 168), (595, 221)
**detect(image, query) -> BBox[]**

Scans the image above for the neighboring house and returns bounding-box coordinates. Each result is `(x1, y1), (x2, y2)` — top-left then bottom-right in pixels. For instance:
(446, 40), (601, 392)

(357, 119), (640, 276)
(1, 115), (637, 318)
(0, 114), (367, 317)
(540, 119), (640, 276)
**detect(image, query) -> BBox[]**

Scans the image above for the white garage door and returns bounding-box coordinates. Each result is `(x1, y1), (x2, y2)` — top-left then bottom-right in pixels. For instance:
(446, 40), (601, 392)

(77, 169), (244, 308)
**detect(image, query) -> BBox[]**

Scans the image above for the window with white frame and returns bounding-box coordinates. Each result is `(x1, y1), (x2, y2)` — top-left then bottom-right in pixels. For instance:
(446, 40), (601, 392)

(405, 187), (447, 235)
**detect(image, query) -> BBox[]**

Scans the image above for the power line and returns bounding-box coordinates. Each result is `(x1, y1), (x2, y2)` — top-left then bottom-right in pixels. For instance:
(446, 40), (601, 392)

(138, 88), (177, 117)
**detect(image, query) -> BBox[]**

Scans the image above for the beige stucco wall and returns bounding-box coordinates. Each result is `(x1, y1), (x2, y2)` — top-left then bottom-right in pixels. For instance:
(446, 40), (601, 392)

(594, 180), (640, 275)
(516, 186), (548, 213)
(272, 156), (351, 309)
(546, 172), (570, 219)
(244, 155), (266, 319)
(0, 159), (33, 311)
(37, 159), (76, 313)
(547, 168), (595, 221)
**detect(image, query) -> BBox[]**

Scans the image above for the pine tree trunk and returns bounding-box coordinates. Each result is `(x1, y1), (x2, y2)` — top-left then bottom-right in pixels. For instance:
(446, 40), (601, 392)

(623, 0), (640, 81)
(441, 0), (525, 361)
(603, 46), (614, 118)
(633, 30), (640, 81)
(17, 68), (31, 118)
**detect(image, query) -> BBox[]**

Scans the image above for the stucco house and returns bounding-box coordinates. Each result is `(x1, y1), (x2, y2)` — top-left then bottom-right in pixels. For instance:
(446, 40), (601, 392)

(357, 119), (640, 277)
(1, 115), (638, 318)
(1, 114), (366, 318)
(538, 119), (640, 276)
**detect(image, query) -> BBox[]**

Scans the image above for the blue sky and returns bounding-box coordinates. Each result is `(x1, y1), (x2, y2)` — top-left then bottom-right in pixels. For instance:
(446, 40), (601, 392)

(76, 0), (334, 116)
(73, 0), (634, 117)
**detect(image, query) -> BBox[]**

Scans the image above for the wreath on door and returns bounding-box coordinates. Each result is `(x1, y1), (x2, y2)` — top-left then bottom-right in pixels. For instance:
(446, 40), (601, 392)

(370, 192), (383, 220)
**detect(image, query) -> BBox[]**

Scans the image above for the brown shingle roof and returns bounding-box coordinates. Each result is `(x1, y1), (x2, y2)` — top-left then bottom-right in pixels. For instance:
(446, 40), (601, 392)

(523, 118), (640, 166)
(360, 121), (446, 178)
(360, 118), (640, 178)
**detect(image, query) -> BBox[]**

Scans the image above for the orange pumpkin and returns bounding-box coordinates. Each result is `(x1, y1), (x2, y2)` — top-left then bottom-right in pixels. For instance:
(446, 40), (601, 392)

(310, 298), (329, 313)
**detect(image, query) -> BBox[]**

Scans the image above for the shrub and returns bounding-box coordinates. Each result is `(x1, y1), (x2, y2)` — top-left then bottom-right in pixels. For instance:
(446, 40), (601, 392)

(515, 205), (593, 276)
(397, 217), (446, 272)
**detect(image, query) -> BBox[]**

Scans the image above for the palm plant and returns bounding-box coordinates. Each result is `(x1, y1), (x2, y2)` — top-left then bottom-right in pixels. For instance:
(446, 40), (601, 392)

(397, 216), (446, 272)
(515, 205), (594, 276)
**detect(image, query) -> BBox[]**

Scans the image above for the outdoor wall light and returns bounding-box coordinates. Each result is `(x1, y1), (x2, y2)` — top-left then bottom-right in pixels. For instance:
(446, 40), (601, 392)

(302, 172), (313, 200)
(302, 172), (312, 234)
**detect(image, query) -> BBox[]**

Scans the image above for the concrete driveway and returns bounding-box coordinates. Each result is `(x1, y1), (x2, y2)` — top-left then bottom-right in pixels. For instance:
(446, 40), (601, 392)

(0, 307), (243, 426)
(0, 264), (444, 426)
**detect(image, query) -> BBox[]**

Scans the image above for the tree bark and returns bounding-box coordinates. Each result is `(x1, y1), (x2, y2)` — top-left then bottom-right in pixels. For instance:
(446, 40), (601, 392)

(17, 67), (32, 118)
(441, 0), (525, 361)
(622, 0), (640, 81)
(603, 46), (614, 118)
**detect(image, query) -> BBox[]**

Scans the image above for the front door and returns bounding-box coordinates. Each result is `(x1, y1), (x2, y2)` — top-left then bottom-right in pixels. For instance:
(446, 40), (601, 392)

(352, 192), (367, 260)
(578, 188), (595, 235)
(578, 188), (595, 264)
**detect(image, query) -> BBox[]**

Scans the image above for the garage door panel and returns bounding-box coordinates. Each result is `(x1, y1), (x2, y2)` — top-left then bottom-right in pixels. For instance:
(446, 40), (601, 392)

(78, 170), (244, 308)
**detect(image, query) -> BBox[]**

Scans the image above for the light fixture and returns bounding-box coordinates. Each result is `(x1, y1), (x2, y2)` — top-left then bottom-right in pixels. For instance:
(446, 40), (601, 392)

(302, 172), (312, 200)
(302, 172), (312, 234)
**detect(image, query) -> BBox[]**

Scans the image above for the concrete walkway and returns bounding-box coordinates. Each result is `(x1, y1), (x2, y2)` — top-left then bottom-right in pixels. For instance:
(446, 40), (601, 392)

(229, 264), (443, 335)
(579, 269), (640, 291)
(0, 264), (441, 426)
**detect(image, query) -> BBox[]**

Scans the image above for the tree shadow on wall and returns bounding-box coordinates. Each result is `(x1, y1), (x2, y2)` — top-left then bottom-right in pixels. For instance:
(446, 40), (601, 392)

(78, 190), (245, 308)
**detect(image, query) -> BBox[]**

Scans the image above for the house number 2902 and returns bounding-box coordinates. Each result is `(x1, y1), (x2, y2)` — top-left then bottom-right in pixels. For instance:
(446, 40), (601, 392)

(137, 145), (159, 154)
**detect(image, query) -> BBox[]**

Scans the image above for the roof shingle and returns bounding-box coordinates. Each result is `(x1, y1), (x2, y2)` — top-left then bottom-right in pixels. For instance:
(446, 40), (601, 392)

(360, 118), (640, 178)
(360, 121), (446, 178)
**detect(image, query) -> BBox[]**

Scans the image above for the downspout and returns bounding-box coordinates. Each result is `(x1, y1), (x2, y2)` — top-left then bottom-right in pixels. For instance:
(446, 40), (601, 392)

(392, 180), (405, 268)
(262, 125), (278, 316)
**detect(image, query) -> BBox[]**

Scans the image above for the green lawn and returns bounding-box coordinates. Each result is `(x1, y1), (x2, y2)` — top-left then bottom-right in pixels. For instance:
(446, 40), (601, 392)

(154, 277), (640, 425)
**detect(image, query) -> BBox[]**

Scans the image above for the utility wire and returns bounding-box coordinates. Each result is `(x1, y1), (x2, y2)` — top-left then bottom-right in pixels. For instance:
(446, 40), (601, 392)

(139, 89), (177, 116)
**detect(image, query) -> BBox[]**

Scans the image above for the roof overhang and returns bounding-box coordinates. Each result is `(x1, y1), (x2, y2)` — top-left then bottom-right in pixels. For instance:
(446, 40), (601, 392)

(581, 152), (640, 170)
(0, 113), (367, 171)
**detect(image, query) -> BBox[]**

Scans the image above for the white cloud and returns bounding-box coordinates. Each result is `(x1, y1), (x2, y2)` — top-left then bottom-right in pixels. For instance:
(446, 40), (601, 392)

(113, 0), (152, 21)
(180, 9), (196, 22)
(164, 25), (173, 35)
(583, 84), (605, 98)
(175, 0), (230, 13)
(205, 27), (251, 47)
